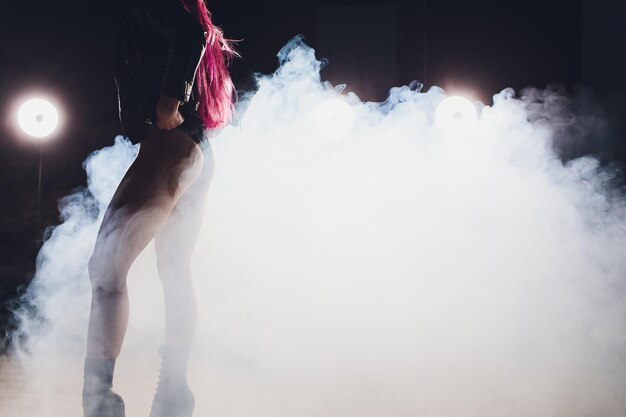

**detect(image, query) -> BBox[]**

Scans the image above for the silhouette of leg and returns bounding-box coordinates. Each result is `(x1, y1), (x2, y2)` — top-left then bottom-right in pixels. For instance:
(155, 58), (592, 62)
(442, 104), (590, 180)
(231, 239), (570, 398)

(155, 143), (213, 354)
(150, 144), (214, 417)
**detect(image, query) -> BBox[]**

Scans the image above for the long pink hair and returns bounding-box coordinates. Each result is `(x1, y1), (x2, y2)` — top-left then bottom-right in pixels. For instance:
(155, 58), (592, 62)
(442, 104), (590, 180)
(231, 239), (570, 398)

(180, 0), (236, 129)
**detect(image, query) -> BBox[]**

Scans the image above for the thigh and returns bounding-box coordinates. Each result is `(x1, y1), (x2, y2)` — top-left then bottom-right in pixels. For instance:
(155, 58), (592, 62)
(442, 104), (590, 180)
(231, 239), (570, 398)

(91, 129), (204, 278)
(154, 142), (214, 265)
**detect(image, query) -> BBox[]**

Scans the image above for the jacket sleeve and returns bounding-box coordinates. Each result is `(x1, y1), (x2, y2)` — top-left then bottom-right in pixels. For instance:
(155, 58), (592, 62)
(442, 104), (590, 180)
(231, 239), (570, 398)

(139, 0), (207, 103)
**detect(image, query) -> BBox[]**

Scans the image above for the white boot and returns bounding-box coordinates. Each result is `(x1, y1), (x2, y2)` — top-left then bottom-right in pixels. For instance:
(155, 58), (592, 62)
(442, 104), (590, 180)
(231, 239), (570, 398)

(149, 346), (195, 417)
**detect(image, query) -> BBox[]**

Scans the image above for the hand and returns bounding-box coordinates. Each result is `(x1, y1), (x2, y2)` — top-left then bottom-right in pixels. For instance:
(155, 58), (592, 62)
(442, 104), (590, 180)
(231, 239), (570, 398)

(155, 94), (184, 130)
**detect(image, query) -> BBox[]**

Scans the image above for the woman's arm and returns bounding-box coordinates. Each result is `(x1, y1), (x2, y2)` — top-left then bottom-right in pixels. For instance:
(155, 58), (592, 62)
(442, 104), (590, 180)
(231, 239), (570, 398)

(133, 0), (207, 129)
(157, 1), (207, 103)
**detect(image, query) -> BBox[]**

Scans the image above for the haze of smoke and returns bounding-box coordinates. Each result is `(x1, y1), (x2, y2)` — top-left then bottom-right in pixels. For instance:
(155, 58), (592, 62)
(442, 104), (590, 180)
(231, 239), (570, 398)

(3, 40), (626, 417)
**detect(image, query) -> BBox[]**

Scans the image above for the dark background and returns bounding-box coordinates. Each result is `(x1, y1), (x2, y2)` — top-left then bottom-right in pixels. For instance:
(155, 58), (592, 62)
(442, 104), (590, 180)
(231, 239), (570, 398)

(1, 0), (625, 350)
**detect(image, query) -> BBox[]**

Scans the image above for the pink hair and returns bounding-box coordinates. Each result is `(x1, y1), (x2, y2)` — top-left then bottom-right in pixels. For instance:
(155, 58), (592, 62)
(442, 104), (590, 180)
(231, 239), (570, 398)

(180, 0), (236, 129)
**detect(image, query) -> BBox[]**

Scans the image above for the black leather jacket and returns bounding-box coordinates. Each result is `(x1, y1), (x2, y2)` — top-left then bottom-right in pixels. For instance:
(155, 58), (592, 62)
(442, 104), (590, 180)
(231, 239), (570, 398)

(115, 0), (207, 143)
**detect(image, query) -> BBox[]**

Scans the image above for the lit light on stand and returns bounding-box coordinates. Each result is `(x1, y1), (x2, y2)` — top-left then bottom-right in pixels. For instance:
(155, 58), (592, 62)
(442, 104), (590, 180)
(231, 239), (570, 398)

(315, 98), (355, 139)
(17, 98), (59, 138)
(435, 96), (478, 136)
(15, 96), (61, 215)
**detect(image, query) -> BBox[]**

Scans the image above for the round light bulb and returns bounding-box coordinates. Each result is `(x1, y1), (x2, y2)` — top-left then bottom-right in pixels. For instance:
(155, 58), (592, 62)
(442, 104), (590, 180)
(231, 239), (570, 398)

(17, 98), (59, 138)
(315, 98), (355, 139)
(435, 96), (478, 136)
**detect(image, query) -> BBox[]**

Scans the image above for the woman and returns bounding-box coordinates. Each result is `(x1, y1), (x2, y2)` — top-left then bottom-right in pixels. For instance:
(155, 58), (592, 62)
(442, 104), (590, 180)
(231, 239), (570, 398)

(83, 1), (235, 416)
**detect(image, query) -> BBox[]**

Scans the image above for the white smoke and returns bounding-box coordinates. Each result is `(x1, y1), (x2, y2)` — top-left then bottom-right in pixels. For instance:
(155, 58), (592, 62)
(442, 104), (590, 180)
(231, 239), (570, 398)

(2, 39), (626, 417)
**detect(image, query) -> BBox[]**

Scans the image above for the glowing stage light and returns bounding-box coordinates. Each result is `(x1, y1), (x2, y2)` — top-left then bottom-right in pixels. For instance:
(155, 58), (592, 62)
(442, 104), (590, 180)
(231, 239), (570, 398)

(435, 96), (478, 135)
(315, 98), (355, 138)
(17, 98), (59, 138)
